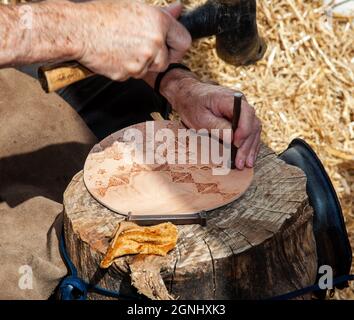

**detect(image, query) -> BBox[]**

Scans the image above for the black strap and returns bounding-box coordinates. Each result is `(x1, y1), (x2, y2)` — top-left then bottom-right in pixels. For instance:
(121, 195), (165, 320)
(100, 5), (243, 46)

(59, 227), (354, 300)
(270, 274), (354, 300)
(59, 231), (139, 300)
(154, 63), (191, 96)
(59, 229), (354, 300)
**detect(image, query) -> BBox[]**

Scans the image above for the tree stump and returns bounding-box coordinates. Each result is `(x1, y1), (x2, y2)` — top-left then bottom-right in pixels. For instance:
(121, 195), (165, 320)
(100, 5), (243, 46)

(63, 143), (318, 300)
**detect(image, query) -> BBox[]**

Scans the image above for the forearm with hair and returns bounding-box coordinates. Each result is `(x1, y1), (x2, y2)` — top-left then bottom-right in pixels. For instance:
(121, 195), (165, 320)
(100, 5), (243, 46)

(0, 0), (83, 67)
(0, 0), (198, 98)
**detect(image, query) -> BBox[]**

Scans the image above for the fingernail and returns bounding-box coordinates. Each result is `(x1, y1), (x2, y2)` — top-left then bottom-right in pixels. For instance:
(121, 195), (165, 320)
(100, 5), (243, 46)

(246, 156), (254, 168)
(237, 158), (245, 170)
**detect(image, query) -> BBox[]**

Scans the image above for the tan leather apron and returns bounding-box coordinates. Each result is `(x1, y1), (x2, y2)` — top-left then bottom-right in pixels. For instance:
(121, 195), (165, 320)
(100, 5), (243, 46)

(0, 69), (97, 299)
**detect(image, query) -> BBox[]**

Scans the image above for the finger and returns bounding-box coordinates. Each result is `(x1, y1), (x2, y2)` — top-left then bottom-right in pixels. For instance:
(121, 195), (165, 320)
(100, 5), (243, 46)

(149, 47), (169, 73)
(254, 124), (263, 163)
(132, 63), (150, 79)
(165, 16), (192, 63)
(246, 130), (261, 168)
(233, 101), (256, 148)
(234, 133), (256, 170)
(205, 113), (233, 144)
(204, 79), (219, 86)
(255, 140), (261, 162)
(131, 55), (155, 79)
(217, 94), (249, 121)
(183, 106), (233, 144)
(162, 2), (191, 62)
(254, 119), (262, 163)
(163, 2), (184, 19)
(167, 27), (192, 62)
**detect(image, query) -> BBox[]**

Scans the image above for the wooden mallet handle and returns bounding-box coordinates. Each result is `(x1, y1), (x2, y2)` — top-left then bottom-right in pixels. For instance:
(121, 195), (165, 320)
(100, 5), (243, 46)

(38, 61), (93, 93)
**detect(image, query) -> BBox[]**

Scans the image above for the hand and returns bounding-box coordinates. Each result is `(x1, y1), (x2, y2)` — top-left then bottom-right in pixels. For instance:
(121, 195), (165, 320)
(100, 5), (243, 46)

(76, 0), (191, 81)
(161, 70), (262, 170)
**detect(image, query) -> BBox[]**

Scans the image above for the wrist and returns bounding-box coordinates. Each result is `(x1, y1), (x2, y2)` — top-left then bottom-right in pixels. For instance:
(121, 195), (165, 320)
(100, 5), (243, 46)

(160, 68), (199, 106)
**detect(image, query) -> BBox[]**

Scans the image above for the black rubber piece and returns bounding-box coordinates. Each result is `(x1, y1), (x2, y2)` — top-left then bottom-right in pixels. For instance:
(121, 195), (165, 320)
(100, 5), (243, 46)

(278, 138), (352, 291)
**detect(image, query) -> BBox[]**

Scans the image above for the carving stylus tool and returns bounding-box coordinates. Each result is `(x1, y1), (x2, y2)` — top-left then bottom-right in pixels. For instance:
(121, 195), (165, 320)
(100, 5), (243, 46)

(126, 212), (207, 226)
(230, 92), (243, 169)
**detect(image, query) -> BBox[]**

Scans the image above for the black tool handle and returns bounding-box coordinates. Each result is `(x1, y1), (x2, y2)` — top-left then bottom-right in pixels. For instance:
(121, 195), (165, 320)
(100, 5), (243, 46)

(230, 92), (243, 169)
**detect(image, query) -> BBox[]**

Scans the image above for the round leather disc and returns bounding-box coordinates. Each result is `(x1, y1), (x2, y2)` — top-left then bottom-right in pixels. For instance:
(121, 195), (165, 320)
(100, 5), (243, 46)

(84, 121), (254, 216)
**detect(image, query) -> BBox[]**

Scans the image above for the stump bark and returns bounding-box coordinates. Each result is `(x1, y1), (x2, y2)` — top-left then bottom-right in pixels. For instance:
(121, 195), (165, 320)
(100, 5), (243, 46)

(63, 143), (318, 300)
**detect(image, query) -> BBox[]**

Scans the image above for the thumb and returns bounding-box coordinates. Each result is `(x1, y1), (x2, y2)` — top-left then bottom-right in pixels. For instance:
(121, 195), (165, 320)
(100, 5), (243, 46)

(164, 1), (183, 19)
(164, 1), (191, 63)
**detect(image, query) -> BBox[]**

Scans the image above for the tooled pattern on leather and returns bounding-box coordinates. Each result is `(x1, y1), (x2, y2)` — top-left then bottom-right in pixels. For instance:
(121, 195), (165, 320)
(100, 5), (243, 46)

(89, 137), (237, 201)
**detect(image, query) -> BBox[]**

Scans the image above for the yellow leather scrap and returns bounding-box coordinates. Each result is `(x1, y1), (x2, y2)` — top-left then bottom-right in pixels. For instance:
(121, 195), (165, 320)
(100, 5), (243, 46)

(100, 222), (178, 268)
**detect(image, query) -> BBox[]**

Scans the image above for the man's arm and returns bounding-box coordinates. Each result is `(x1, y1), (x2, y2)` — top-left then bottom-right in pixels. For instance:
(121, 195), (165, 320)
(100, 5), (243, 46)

(0, 1), (82, 67)
(0, 0), (191, 80)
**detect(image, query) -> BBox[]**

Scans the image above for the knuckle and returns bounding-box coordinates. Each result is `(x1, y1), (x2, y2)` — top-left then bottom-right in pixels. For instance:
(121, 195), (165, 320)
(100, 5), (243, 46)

(132, 72), (144, 79)
(154, 50), (169, 70)
(155, 62), (168, 73)
(157, 9), (168, 21)
(236, 129), (249, 141)
(248, 106), (256, 116)
(254, 119), (261, 131)
(142, 47), (154, 60)
(110, 72), (121, 81)
(127, 63), (141, 75)
(158, 57), (169, 70)
(152, 35), (164, 47)
(180, 34), (192, 52)
(242, 123), (254, 136)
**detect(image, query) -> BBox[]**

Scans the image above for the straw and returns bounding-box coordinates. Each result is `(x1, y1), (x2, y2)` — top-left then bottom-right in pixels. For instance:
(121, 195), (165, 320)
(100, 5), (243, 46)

(150, 0), (354, 299)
